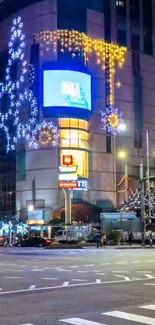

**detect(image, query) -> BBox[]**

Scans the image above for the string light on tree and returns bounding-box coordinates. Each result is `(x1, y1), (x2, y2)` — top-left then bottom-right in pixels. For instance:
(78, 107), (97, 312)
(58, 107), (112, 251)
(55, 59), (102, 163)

(0, 16), (58, 152)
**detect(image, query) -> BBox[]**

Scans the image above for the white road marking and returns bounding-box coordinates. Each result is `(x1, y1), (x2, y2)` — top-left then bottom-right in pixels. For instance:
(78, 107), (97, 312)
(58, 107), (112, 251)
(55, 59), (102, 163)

(116, 262), (127, 264)
(5, 276), (22, 279)
(31, 269), (43, 272)
(60, 317), (105, 325)
(96, 273), (105, 276)
(42, 278), (58, 280)
(103, 310), (155, 324)
(115, 275), (130, 281)
(131, 261), (140, 264)
(29, 285), (36, 290)
(100, 263), (110, 265)
(145, 283), (155, 286)
(147, 260), (155, 263)
(20, 323), (34, 325)
(145, 274), (154, 279)
(96, 279), (101, 283)
(71, 279), (86, 282)
(62, 282), (69, 287)
(137, 271), (152, 273)
(77, 271), (87, 273)
(112, 271), (128, 273)
(0, 276), (154, 295)
(84, 264), (94, 267)
(140, 305), (155, 311)
(70, 266), (78, 268)
(56, 268), (72, 272)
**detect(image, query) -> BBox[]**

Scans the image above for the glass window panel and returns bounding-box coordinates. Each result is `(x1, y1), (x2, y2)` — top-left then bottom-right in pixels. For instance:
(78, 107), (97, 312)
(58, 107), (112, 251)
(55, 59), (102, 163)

(79, 119), (85, 129)
(59, 118), (70, 127)
(60, 129), (70, 147)
(84, 121), (89, 130)
(70, 118), (78, 128)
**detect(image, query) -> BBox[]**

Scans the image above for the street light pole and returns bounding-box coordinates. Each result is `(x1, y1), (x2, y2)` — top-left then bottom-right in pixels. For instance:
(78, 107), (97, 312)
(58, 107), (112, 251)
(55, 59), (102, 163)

(140, 161), (145, 245)
(146, 130), (151, 218)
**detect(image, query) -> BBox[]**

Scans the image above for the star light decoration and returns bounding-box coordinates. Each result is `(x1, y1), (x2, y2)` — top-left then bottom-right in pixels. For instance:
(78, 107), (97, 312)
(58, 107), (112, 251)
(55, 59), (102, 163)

(0, 16), (59, 152)
(101, 106), (123, 135)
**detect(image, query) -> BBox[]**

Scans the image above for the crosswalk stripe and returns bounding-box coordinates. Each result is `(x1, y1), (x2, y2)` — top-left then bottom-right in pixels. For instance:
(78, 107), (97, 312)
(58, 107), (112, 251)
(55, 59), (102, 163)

(103, 311), (155, 324)
(60, 317), (106, 325)
(140, 305), (155, 311)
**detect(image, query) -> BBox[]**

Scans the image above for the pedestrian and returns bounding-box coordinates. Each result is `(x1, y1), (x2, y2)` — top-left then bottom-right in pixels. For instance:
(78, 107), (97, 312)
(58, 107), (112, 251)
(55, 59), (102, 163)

(149, 232), (153, 247)
(95, 231), (100, 248)
(128, 231), (133, 246)
(102, 233), (107, 248)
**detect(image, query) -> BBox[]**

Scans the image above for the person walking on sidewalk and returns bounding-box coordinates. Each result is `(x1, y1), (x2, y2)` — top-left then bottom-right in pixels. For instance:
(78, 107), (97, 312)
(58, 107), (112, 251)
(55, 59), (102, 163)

(128, 231), (133, 246)
(95, 231), (101, 248)
(149, 232), (153, 247)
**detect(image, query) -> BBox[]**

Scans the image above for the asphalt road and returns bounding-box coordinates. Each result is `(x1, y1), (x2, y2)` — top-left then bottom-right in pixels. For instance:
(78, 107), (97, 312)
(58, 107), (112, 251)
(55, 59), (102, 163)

(0, 247), (155, 325)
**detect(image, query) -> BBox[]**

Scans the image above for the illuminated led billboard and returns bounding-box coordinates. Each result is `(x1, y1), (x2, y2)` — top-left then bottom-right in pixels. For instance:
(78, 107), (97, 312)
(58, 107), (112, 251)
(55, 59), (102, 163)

(43, 70), (91, 112)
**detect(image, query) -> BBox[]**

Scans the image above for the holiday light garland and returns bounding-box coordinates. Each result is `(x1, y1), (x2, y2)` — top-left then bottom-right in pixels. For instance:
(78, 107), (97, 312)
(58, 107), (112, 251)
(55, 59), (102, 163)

(101, 106), (123, 136)
(29, 121), (59, 149)
(0, 17), (59, 151)
(35, 30), (127, 106)
(35, 30), (127, 134)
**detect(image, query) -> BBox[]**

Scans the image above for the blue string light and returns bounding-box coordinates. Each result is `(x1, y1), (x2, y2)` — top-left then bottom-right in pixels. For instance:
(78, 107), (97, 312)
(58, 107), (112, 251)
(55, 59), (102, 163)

(0, 16), (59, 152)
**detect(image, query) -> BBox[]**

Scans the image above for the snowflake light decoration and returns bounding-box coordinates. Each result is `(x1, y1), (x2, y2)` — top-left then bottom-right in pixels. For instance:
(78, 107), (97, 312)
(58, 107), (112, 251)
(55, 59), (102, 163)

(0, 16), (59, 152)
(101, 106), (123, 135)
(29, 121), (59, 149)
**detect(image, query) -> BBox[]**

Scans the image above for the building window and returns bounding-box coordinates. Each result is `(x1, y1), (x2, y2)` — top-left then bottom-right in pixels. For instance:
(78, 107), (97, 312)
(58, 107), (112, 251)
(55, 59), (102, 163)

(88, 0), (104, 12)
(106, 134), (112, 153)
(143, 0), (153, 55)
(130, 0), (140, 52)
(132, 52), (140, 75)
(116, 1), (125, 7)
(131, 34), (140, 52)
(59, 118), (89, 130)
(60, 129), (89, 149)
(117, 30), (127, 46)
(134, 131), (142, 149)
(104, 0), (111, 41)
(60, 149), (88, 178)
(17, 148), (26, 181)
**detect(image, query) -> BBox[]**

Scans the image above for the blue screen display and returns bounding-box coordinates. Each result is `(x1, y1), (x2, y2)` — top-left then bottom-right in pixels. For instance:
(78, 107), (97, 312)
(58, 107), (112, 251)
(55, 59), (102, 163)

(43, 70), (91, 110)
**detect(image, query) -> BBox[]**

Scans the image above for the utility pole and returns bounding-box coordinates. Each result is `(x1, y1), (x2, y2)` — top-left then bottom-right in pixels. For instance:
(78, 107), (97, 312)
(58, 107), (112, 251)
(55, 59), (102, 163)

(63, 189), (72, 225)
(140, 161), (145, 246)
(146, 130), (151, 219)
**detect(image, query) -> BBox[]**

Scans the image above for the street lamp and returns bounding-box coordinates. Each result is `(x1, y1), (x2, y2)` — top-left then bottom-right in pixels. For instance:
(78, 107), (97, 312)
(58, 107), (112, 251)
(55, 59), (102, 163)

(117, 150), (128, 202)
(27, 205), (34, 212)
(118, 123), (127, 132)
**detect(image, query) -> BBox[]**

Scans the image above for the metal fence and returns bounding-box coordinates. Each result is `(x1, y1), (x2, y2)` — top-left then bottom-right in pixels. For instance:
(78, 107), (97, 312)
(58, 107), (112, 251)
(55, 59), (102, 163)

(100, 218), (141, 233)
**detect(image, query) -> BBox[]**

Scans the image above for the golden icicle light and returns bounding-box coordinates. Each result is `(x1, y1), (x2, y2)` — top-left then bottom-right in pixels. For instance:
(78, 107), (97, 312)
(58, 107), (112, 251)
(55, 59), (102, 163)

(34, 29), (127, 107)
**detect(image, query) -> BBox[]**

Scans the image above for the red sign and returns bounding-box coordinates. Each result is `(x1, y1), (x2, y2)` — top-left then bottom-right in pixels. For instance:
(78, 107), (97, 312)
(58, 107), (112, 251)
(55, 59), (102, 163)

(62, 155), (73, 166)
(58, 181), (78, 189)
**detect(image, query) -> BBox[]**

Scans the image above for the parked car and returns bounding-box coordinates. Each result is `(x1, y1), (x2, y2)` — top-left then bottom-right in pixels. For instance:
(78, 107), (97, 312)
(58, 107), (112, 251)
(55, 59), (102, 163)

(14, 236), (53, 247)
(0, 236), (8, 247)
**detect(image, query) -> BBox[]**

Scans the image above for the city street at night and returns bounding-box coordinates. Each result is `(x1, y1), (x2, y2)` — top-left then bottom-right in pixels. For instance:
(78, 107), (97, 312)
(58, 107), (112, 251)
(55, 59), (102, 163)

(0, 247), (155, 324)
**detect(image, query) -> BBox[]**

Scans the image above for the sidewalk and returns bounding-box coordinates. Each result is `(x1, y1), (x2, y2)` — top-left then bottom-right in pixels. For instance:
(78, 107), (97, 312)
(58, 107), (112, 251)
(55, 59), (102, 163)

(83, 244), (155, 249)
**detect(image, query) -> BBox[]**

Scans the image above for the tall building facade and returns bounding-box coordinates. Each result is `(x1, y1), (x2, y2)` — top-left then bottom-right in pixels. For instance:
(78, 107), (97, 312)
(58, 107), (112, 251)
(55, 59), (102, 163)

(0, 0), (155, 223)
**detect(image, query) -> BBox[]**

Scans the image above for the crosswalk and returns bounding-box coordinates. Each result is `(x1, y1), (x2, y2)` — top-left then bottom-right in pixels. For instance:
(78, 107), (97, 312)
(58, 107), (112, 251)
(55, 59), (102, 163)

(59, 304), (155, 325)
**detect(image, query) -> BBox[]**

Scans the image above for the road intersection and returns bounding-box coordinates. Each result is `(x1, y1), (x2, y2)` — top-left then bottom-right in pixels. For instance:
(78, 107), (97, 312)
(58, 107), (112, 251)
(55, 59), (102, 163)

(1, 247), (155, 324)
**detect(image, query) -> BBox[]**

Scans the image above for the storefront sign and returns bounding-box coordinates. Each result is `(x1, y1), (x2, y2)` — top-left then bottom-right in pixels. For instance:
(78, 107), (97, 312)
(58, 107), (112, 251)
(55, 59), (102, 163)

(74, 180), (88, 191)
(62, 155), (73, 166)
(59, 166), (77, 173)
(58, 173), (78, 181)
(58, 181), (78, 189)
